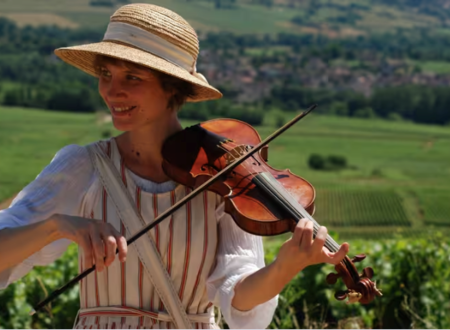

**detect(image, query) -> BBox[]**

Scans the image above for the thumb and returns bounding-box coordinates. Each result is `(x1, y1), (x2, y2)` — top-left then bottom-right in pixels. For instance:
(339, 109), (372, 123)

(323, 242), (349, 265)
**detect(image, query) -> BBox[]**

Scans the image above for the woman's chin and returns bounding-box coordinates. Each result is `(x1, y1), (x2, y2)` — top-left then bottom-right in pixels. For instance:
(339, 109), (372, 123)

(112, 119), (134, 132)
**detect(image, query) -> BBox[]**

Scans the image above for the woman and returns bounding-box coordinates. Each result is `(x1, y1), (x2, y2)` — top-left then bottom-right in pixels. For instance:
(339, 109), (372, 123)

(0, 3), (349, 329)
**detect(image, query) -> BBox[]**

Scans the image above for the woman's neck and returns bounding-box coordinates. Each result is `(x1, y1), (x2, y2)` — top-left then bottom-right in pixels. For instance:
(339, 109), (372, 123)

(115, 116), (183, 183)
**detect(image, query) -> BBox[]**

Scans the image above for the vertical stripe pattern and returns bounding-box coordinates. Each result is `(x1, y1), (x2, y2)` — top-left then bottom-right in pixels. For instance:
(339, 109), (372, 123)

(75, 139), (219, 329)
(178, 187), (192, 302)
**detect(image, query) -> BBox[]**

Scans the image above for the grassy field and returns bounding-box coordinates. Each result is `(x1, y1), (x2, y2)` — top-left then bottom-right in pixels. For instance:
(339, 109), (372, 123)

(406, 59), (450, 74)
(0, 107), (113, 201)
(0, 0), (448, 36)
(1, 106), (449, 240)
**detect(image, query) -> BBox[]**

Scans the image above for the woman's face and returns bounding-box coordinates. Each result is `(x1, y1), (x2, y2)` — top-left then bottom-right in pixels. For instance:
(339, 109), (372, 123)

(98, 59), (173, 132)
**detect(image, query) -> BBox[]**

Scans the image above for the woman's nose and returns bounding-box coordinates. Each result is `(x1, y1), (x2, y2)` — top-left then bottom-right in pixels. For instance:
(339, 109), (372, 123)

(107, 78), (127, 99)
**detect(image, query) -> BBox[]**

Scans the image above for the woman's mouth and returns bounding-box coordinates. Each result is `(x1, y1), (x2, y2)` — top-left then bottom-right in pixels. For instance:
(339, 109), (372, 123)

(111, 105), (137, 116)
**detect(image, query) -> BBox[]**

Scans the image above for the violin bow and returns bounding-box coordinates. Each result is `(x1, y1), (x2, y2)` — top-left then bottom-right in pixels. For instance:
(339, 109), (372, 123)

(30, 104), (317, 315)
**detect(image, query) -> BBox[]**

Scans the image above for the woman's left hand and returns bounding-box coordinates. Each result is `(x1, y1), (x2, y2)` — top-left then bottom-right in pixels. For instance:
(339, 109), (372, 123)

(274, 218), (349, 280)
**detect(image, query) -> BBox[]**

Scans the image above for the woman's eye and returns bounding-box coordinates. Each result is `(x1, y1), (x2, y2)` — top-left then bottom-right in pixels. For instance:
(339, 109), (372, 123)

(100, 69), (111, 77)
(127, 75), (141, 81)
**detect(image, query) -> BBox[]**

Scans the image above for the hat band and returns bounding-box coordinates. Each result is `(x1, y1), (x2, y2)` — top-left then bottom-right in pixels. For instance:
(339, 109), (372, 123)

(103, 22), (195, 73)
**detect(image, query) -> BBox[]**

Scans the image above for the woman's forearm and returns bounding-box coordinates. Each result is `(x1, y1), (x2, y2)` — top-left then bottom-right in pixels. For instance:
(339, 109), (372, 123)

(0, 215), (62, 273)
(231, 259), (305, 311)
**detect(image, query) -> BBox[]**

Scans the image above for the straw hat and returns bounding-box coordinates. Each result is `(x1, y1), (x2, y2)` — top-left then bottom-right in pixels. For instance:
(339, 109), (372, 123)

(54, 3), (222, 102)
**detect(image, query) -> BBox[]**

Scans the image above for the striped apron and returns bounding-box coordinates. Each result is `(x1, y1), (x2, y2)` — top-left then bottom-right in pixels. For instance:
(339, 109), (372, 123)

(74, 139), (220, 329)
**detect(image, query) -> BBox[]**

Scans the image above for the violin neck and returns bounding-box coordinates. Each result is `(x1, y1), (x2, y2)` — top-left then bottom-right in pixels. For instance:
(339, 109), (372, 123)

(253, 172), (341, 253)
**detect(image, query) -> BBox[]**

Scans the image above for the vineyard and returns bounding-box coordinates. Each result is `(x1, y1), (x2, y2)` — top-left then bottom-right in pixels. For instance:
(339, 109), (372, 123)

(313, 187), (411, 227)
(310, 185), (450, 239)
(415, 188), (450, 227)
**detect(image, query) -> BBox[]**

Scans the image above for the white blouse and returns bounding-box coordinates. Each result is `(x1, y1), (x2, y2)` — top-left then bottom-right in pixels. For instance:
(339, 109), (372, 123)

(0, 143), (278, 329)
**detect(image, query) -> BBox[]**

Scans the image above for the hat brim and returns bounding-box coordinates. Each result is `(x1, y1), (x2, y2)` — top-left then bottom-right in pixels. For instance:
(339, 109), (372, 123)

(54, 41), (222, 103)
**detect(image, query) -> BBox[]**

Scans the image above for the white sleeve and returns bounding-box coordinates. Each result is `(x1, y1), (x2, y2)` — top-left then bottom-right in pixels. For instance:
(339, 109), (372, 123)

(0, 144), (95, 289)
(206, 201), (278, 329)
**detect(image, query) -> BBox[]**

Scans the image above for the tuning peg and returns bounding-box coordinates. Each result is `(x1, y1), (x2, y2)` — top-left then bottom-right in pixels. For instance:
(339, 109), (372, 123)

(360, 267), (374, 279)
(351, 254), (366, 263)
(326, 272), (341, 284)
(334, 290), (348, 301)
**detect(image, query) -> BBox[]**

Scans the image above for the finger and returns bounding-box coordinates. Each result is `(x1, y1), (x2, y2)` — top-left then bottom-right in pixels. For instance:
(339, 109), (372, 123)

(79, 239), (93, 270)
(312, 225), (327, 252)
(292, 218), (308, 245)
(115, 234), (128, 263)
(323, 242), (349, 264)
(335, 242), (350, 263)
(106, 223), (127, 263)
(90, 231), (106, 272)
(300, 220), (314, 250)
(103, 235), (117, 267)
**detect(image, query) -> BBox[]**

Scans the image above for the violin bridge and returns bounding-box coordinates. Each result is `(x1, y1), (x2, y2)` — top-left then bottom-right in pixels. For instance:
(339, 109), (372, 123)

(222, 144), (253, 166)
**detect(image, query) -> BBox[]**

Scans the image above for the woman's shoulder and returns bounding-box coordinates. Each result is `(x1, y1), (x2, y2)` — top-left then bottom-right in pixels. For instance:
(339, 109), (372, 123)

(50, 144), (88, 166)
(50, 138), (113, 172)
(83, 137), (117, 157)
(55, 138), (112, 162)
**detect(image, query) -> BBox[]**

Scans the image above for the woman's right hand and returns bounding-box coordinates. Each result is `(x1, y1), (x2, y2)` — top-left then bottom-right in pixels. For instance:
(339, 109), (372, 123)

(55, 214), (128, 272)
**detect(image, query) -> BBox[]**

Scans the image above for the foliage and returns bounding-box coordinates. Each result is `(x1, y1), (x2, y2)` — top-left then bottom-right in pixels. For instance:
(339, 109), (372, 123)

(308, 153), (326, 170)
(327, 155), (347, 169)
(2, 235), (449, 329)
(308, 154), (348, 171)
(274, 112), (286, 128)
(180, 98), (265, 125)
(0, 18), (103, 112)
(263, 233), (450, 329)
(353, 107), (377, 119)
(267, 84), (450, 125)
(371, 85), (450, 124)
(0, 244), (80, 329)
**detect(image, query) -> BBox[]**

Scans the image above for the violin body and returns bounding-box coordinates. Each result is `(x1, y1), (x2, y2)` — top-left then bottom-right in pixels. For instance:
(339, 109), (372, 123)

(162, 118), (315, 236)
(162, 118), (382, 305)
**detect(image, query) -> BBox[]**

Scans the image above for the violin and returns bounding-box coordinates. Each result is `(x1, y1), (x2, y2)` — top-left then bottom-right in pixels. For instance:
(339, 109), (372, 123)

(161, 111), (382, 305)
(31, 105), (381, 315)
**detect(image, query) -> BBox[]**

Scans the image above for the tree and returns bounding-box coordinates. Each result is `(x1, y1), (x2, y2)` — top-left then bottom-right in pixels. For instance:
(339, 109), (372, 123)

(353, 107), (376, 118)
(308, 154), (325, 170)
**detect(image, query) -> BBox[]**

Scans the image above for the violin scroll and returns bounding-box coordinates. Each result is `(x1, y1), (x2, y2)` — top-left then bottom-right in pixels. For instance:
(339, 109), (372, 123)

(326, 255), (382, 304)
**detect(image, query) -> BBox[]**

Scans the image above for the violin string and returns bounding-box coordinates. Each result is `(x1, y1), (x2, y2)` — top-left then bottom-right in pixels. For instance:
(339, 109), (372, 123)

(216, 142), (257, 181)
(216, 141), (341, 252)
(293, 203), (340, 251)
(219, 146), (254, 180)
(225, 140), (261, 182)
(253, 171), (341, 252)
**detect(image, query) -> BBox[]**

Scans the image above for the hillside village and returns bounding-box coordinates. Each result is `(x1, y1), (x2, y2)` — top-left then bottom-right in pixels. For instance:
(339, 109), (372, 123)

(197, 47), (450, 103)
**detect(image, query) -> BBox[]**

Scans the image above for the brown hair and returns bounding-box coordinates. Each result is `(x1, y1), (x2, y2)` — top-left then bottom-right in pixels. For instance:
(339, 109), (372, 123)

(93, 55), (197, 111)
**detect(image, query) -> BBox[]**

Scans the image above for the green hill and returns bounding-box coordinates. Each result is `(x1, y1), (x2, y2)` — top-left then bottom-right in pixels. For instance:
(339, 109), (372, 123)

(2, 0), (450, 36)
(2, 105), (450, 239)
